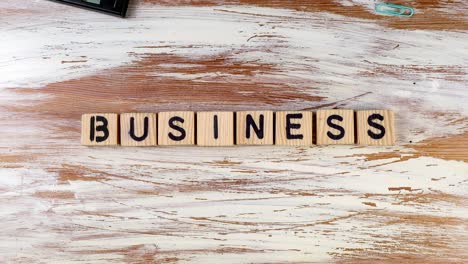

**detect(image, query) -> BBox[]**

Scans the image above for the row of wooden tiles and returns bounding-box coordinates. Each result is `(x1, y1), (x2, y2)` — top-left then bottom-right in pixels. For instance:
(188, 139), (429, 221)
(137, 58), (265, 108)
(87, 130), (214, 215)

(81, 110), (395, 146)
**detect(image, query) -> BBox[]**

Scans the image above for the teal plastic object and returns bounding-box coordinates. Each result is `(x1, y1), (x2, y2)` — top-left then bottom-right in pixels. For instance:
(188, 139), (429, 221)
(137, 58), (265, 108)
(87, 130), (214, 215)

(375, 3), (415, 17)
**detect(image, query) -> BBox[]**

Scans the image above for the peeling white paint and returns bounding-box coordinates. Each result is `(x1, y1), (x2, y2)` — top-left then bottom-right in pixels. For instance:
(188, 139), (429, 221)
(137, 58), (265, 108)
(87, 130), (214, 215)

(1, 2), (467, 143)
(0, 1), (467, 263)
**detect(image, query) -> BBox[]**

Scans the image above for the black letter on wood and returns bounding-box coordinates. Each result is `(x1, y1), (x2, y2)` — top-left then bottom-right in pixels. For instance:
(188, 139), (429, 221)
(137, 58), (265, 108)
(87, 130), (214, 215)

(90, 116), (109, 143)
(286, 113), (303, 140)
(168, 116), (186, 141)
(129, 117), (148, 141)
(213, 115), (219, 140)
(326, 114), (345, 140)
(367, 113), (386, 139)
(246, 114), (264, 139)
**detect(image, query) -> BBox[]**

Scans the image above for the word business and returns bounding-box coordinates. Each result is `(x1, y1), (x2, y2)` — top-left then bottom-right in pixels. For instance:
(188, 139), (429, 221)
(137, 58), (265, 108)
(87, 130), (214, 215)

(81, 110), (395, 146)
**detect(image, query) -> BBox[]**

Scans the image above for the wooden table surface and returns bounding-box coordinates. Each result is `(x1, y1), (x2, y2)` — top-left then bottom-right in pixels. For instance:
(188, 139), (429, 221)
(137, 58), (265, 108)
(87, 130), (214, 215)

(1, 0), (467, 263)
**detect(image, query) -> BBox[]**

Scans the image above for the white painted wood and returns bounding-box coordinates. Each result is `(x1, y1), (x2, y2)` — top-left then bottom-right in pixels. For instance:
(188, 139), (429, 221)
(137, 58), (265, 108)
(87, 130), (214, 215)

(0, 0), (466, 262)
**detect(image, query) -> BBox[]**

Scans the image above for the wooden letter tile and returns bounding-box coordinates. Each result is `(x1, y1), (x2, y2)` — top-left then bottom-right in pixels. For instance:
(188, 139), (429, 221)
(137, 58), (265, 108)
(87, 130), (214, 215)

(120, 113), (157, 146)
(158, 111), (195, 146)
(316, 110), (354, 145)
(356, 110), (395, 145)
(197, 112), (234, 146)
(275, 111), (313, 146)
(236, 111), (274, 145)
(81, 113), (119, 146)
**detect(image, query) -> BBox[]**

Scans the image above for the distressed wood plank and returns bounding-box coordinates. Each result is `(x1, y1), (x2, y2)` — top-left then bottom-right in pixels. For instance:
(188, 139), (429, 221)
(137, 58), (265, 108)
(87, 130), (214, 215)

(0, 0), (466, 263)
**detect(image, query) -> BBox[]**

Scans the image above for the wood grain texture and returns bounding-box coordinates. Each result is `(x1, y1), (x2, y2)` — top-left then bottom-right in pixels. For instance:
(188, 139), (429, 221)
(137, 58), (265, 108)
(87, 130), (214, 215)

(197, 111), (235, 146)
(1, 0), (467, 263)
(81, 113), (119, 146)
(356, 110), (395, 145)
(275, 111), (314, 146)
(158, 111), (195, 145)
(236, 111), (274, 145)
(120, 113), (158, 146)
(316, 110), (355, 145)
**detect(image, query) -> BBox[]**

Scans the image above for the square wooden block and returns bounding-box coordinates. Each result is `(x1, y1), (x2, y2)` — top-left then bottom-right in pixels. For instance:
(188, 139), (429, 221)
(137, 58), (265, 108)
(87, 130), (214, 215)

(158, 111), (195, 146)
(120, 113), (157, 146)
(316, 109), (354, 145)
(197, 112), (234, 146)
(356, 110), (395, 145)
(236, 111), (274, 145)
(81, 113), (119, 146)
(275, 111), (313, 146)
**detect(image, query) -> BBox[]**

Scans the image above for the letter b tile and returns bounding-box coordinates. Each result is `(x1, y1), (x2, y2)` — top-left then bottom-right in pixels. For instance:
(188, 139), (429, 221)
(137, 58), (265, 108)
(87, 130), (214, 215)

(81, 113), (119, 146)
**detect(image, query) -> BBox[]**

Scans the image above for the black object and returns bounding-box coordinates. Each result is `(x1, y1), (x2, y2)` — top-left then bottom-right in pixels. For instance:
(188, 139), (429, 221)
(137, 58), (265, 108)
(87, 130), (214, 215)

(50, 0), (130, 17)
